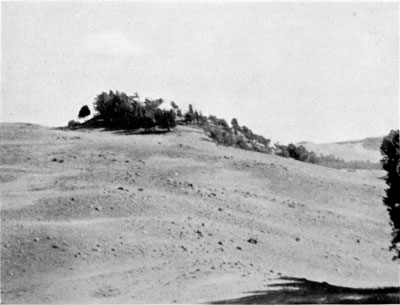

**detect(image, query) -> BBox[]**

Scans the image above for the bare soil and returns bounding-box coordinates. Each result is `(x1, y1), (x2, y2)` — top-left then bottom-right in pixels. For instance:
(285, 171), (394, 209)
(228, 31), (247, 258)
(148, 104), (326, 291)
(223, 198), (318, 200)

(1, 123), (398, 303)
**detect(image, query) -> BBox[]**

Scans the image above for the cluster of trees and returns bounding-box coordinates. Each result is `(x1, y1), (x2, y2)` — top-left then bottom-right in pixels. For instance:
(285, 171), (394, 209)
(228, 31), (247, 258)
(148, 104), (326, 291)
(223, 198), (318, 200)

(182, 104), (208, 125)
(92, 91), (176, 131)
(380, 129), (400, 259)
(202, 116), (273, 154)
(274, 143), (318, 163)
(72, 90), (177, 131)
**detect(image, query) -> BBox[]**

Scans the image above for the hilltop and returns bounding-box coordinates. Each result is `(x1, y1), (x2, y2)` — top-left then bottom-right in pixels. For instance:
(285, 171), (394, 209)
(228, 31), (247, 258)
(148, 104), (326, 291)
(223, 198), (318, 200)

(1, 123), (398, 303)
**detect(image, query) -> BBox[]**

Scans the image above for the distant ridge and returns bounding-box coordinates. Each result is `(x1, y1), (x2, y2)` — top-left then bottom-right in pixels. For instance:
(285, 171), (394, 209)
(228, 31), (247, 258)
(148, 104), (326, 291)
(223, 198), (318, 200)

(299, 136), (384, 163)
(335, 136), (383, 151)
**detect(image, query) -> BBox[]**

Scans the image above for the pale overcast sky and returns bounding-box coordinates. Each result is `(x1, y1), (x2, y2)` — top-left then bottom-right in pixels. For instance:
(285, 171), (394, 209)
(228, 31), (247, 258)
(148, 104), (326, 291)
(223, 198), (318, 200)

(1, 1), (398, 143)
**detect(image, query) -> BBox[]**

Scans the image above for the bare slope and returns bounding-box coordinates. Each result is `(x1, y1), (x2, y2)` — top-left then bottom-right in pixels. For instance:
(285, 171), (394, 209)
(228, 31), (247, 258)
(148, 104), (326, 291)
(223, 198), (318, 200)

(300, 137), (383, 162)
(1, 123), (397, 303)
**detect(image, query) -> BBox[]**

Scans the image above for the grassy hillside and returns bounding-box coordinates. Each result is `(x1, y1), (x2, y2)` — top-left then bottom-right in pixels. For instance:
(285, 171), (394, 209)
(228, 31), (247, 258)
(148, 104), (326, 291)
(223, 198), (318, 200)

(1, 123), (397, 303)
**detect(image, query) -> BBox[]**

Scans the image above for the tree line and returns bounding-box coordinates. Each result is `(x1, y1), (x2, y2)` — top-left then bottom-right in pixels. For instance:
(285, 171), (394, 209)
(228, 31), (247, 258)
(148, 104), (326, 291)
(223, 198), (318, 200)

(69, 90), (381, 170)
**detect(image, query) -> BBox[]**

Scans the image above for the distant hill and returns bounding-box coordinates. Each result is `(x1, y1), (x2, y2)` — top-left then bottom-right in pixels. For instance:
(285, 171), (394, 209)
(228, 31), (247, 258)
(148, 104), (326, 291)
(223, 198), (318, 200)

(299, 137), (383, 163)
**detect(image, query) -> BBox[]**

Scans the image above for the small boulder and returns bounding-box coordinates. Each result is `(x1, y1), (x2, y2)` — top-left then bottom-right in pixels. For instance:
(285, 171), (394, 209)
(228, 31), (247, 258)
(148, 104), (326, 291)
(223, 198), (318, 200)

(247, 238), (258, 245)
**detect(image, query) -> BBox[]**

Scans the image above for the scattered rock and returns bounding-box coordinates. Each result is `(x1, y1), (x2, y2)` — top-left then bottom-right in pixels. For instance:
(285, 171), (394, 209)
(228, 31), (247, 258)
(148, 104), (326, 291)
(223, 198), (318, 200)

(247, 238), (258, 245)
(138, 188), (144, 192)
(51, 244), (59, 249)
(117, 187), (124, 190)
(218, 241), (223, 246)
(195, 230), (203, 237)
(295, 237), (301, 242)
(236, 246), (242, 251)
(94, 286), (120, 298)
(218, 208), (223, 212)
(94, 206), (103, 211)
(33, 238), (40, 242)
(356, 239), (360, 243)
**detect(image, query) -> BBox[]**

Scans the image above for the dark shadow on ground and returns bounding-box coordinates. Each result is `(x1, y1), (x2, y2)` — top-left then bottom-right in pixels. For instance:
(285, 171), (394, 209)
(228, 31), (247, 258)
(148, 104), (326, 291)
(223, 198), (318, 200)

(211, 277), (399, 304)
(111, 129), (170, 135)
(55, 123), (171, 136)
(201, 137), (213, 143)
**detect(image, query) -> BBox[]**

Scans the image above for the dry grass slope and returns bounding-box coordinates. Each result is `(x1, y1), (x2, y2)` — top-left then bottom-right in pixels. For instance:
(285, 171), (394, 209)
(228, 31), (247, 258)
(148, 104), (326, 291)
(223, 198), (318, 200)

(1, 123), (398, 303)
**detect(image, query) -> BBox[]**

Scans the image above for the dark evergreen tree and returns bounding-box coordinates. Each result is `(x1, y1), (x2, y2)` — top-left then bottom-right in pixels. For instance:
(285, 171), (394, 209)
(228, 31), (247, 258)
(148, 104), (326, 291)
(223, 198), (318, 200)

(231, 118), (240, 134)
(170, 101), (179, 110)
(155, 109), (177, 131)
(194, 110), (200, 124)
(380, 130), (400, 259)
(78, 105), (90, 120)
(188, 104), (194, 115)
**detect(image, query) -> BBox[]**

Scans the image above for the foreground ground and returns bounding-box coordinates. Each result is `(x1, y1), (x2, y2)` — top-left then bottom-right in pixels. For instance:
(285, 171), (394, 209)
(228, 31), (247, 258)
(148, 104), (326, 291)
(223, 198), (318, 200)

(0, 123), (398, 303)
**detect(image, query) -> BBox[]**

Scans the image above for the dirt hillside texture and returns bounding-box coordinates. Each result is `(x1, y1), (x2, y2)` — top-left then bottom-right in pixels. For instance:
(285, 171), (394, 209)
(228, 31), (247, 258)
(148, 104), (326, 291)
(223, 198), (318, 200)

(1, 123), (398, 303)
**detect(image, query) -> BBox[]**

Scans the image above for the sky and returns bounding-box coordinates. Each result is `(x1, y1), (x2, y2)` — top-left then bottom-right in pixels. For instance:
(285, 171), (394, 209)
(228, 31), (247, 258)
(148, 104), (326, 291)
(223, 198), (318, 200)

(1, 1), (398, 144)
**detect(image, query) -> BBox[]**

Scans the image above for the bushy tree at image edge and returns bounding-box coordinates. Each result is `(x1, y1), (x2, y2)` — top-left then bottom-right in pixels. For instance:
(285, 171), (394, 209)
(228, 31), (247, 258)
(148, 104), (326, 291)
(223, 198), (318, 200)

(380, 129), (400, 259)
